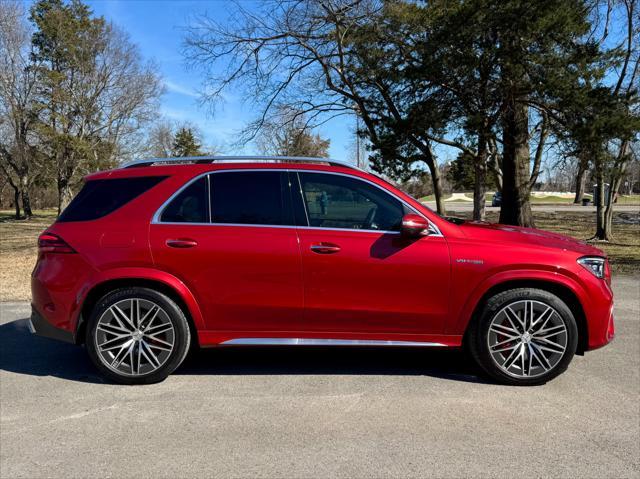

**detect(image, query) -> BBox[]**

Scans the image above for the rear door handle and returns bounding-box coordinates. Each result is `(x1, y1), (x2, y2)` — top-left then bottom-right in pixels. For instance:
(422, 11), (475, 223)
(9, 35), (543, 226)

(310, 242), (341, 254)
(166, 238), (198, 249)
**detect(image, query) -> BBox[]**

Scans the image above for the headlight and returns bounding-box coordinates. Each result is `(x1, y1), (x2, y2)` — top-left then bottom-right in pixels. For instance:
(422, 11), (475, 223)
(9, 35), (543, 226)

(578, 256), (606, 279)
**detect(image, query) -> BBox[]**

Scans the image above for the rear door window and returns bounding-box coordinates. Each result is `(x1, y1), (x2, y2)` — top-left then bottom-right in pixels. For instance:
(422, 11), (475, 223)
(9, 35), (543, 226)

(58, 176), (167, 222)
(209, 171), (293, 226)
(160, 176), (210, 223)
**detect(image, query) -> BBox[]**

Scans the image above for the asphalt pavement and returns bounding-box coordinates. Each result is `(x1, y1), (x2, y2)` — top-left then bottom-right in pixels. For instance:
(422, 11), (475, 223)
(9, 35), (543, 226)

(1, 276), (638, 478)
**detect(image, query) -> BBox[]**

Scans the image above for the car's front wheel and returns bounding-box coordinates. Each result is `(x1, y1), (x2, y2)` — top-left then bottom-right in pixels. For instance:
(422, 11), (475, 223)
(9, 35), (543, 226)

(469, 288), (578, 386)
(86, 287), (191, 384)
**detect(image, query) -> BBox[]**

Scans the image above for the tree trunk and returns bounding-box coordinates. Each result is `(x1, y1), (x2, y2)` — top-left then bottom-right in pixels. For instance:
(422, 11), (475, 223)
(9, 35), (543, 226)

(21, 190), (33, 218)
(499, 100), (534, 227)
(20, 176), (33, 218)
(573, 155), (588, 204)
(600, 140), (631, 241)
(594, 160), (606, 240)
(473, 134), (489, 221)
(431, 165), (446, 216)
(488, 153), (503, 192)
(417, 141), (447, 216)
(12, 185), (21, 220)
(57, 177), (74, 216)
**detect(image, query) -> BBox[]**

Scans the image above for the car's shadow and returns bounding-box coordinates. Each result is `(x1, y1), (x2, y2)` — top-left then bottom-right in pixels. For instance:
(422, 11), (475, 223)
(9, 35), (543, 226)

(0, 318), (489, 385)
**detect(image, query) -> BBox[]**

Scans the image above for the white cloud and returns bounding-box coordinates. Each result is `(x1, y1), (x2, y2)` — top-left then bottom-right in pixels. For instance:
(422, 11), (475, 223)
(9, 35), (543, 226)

(164, 80), (199, 98)
(160, 106), (189, 121)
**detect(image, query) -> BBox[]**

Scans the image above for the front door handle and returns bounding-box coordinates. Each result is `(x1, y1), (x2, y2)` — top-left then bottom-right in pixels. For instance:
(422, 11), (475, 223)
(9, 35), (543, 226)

(166, 238), (198, 249)
(310, 242), (341, 254)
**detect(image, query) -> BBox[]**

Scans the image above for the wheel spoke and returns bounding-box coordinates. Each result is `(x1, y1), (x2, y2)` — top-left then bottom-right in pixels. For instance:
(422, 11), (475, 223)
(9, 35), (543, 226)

(529, 306), (552, 331)
(533, 324), (566, 338)
(146, 336), (173, 350)
(131, 299), (140, 329)
(129, 345), (136, 375)
(502, 343), (523, 370)
(505, 306), (525, 332)
(98, 333), (130, 350)
(533, 337), (566, 354)
(145, 322), (173, 336)
(522, 301), (531, 332)
(111, 339), (134, 368)
(527, 343), (534, 376)
(140, 340), (161, 368)
(492, 335), (520, 349)
(490, 323), (519, 336)
(492, 343), (520, 353)
(529, 343), (550, 371)
(98, 323), (130, 335)
(111, 304), (136, 332)
(139, 305), (159, 331)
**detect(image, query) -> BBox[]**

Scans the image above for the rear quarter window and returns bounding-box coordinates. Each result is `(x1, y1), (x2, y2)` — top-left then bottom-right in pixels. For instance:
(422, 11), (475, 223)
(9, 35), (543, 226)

(58, 176), (167, 222)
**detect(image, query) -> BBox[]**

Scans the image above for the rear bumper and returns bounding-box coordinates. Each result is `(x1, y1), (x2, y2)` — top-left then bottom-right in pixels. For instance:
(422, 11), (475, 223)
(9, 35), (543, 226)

(29, 306), (75, 344)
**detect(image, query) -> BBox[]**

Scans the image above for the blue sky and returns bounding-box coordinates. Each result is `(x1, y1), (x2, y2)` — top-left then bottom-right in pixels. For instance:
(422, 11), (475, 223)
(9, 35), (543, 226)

(87, 0), (358, 161)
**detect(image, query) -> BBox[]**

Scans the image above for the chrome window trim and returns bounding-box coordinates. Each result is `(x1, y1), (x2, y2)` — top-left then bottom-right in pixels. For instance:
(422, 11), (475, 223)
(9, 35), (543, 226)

(220, 337), (447, 347)
(151, 168), (443, 237)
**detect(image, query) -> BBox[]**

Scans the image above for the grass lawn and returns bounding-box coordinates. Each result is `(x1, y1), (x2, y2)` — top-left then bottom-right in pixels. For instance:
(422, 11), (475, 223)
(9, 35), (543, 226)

(0, 208), (638, 302)
(0, 210), (57, 302)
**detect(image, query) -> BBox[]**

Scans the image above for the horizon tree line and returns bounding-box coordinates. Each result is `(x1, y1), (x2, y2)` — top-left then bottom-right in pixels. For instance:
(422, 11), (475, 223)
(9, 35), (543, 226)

(1, 0), (638, 243)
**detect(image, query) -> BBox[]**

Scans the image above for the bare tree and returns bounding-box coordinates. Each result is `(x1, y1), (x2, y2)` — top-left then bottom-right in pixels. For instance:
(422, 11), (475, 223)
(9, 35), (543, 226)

(184, 0), (455, 214)
(254, 106), (330, 157)
(0, 1), (42, 219)
(144, 119), (176, 158)
(595, 0), (639, 240)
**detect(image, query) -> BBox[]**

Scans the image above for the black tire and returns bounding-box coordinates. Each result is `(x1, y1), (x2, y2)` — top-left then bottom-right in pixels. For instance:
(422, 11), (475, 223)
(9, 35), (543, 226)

(468, 288), (578, 386)
(86, 287), (191, 385)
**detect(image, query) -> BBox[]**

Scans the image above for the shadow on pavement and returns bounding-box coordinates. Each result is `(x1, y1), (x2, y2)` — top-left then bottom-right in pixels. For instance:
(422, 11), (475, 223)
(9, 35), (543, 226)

(0, 318), (488, 384)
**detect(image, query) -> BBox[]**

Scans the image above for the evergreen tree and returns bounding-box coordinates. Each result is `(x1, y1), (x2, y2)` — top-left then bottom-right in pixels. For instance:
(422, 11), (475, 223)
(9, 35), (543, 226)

(29, 0), (161, 213)
(172, 127), (203, 157)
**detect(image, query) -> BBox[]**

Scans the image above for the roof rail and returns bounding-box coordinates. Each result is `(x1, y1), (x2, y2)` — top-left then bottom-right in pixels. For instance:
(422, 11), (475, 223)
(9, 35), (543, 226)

(120, 155), (361, 170)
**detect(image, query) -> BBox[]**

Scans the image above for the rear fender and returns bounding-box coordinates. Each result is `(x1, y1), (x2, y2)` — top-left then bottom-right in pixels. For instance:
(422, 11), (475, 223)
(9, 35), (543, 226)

(73, 267), (205, 333)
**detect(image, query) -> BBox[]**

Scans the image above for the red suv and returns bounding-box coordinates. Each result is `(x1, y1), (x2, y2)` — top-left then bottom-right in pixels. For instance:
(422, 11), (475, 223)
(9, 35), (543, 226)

(31, 157), (614, 385)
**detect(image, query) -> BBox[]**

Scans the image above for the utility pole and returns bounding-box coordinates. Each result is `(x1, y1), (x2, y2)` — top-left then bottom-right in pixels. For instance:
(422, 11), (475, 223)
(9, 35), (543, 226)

(355, 110), (361, 169)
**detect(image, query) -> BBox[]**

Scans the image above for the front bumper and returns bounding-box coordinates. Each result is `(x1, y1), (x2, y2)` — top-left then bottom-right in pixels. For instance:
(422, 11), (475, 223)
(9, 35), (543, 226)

(29, 306), (75, 344)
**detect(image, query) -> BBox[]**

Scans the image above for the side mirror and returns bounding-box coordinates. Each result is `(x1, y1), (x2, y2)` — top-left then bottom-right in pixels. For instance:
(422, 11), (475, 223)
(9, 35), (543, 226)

(400, 214), (429, 237)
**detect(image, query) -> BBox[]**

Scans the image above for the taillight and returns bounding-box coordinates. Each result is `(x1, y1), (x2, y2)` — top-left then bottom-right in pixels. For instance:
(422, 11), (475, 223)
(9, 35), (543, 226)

(38, 232), (76, 254)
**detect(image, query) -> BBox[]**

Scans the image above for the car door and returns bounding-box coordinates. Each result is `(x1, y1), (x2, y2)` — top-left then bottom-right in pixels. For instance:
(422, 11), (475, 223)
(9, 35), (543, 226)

(149, 170), (304, 333)
(293, 171), (450, 335)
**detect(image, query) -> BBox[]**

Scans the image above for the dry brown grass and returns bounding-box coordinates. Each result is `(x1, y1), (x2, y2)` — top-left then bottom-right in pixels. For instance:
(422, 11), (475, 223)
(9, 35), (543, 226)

(0, 210), (56, 301)
(0, 209), (638, 302)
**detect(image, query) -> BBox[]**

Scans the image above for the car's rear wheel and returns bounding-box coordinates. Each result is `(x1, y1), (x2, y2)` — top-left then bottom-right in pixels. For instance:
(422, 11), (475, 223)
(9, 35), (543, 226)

(86, 287), (191, 384)
(469, 288), (578, 386)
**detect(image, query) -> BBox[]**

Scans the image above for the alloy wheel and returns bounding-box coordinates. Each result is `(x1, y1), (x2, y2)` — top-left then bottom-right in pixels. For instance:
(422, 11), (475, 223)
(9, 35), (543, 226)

(487, 300), (568, 378)
(95, 298), (175, 376)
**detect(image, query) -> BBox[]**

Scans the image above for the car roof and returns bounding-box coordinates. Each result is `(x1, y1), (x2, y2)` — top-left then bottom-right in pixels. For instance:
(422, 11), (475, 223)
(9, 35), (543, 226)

(86, 156), (362, 181)
(123, 155), (358, 170)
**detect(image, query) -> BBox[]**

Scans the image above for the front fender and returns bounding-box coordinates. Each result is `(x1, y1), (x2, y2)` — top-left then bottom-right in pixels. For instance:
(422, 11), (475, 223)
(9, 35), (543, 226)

(451, 268), (589, 335)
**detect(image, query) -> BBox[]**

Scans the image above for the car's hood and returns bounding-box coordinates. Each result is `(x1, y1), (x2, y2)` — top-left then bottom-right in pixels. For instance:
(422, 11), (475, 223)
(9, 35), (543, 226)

(458, 221), (605, 256)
